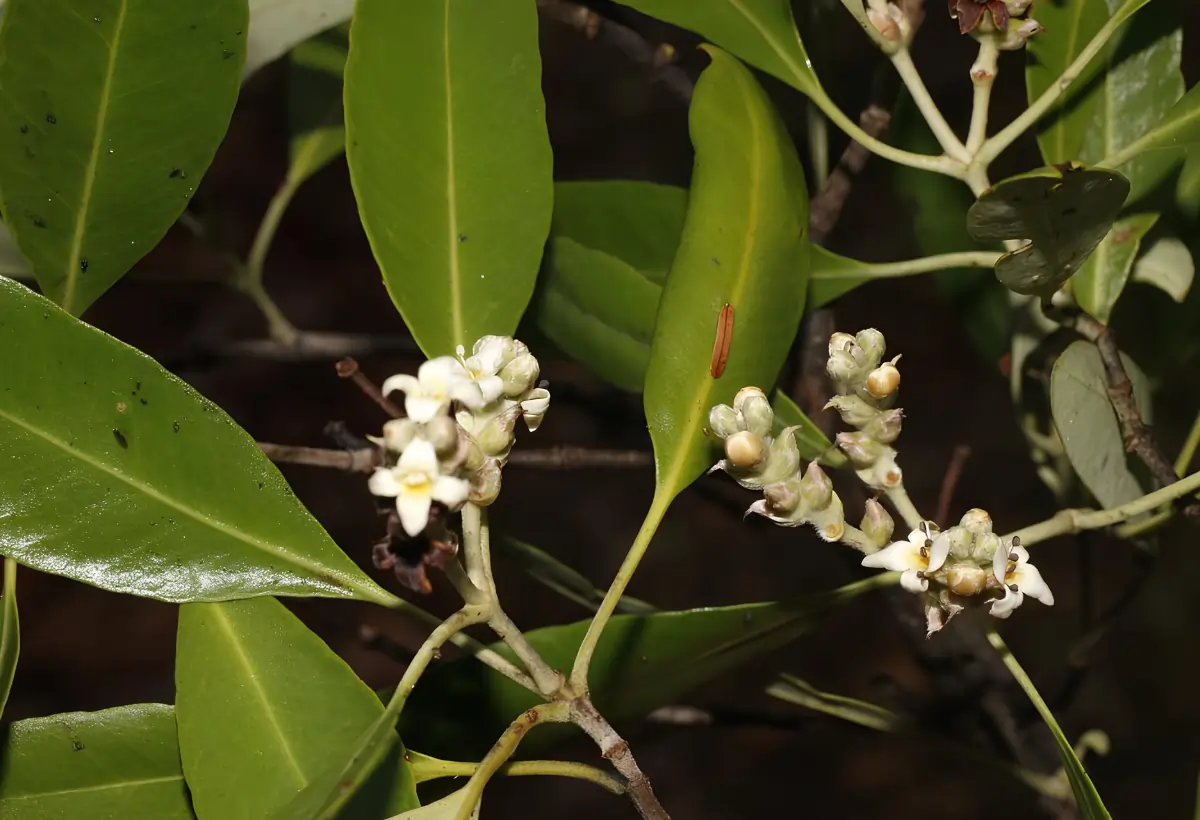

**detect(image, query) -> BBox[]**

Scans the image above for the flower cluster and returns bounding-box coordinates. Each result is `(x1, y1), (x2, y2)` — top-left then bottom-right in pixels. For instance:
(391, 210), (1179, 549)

(826, 330), (904, 491)
(707, 387), (846, 542)
(369, 335), (549, 539)
(947, 0), (1042, 48)
(864, 509), (1054, 634)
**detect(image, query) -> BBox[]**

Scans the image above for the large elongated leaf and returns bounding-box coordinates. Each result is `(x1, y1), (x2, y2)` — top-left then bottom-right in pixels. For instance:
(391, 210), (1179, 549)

(612, 0), (821, 98)
(401, 574), (896, 758)
(345, 0), (552, 357)
(0, 559), (16, 719)
(1072, 212), (1159, 321)
(0, 0), (247, 315)
(644, 48), (810, 502)
(177, 597), (418, 819)
(246, 0), (353, 79)
(1050, 340), (1152, 510)
(0, 704), (194, 819)
(0, 277), (394, 605)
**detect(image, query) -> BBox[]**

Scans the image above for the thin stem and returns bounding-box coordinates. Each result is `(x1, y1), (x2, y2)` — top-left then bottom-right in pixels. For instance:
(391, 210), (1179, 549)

(976, 5), (1136, 166)
(450, 702), (573, 820)
(812, 250), (1001, 282)
(460, 501), (489, 591)
(238, 277), (299, 347)
(889, 48), (969, 162)
(966, 35), (1000, 155)
(385, 606), (487, 719)
(1175, 410), (1200, 477)
(839, 523), (880, 554)
(571, 698), (671, 820)
(570, 488), (673, 693)
(408, 753), (625, 794)
(885, 485), (924, 530)
(245, 178), (300, 290)
(1008, 470), (1200, 546)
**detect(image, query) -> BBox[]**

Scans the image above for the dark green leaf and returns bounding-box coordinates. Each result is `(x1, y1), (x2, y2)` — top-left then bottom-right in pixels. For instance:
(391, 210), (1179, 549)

(245, 0), (353, 78)
(644, 47), (810, 501)
(287, 25), (348, 188)
(0, 0), (247, 315)
(177, 597), (419, 819)
(1072, 212), (1158, 321)
(495, 538), (656, 615)
(967, 165), (1130, 297)
(612, 0), (821, 98)
(344, 0), (552, 357)
(0, 560), (16, 719)
(1050, 340), (1152, 510)
(767, 673), (900, 732)
(1105, 82), (1200, 173)
(0, 277), (394, 605)
(0, 704), (193, 819)
(401, 574), (896, 757)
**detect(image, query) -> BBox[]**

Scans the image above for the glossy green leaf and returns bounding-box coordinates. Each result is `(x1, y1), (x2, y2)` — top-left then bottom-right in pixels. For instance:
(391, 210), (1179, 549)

(1131, 234), (1194, 302)
(1104, 82), (1200, 173)
(1025, 0), (1109, 166)
(967, 165), (1130, 297)
(1072, 212), (1159, 321)
(1079, 0), (1183, 204)
(1178, 146), (1200, 220)
(496, 539), (656, 615)
(644, 47), (809, 501)
(612, 0), (821, 98)
(1050, 340), (1152, 510)
(0, 704), (194, 819)
(0, 0), (247, 315)
(177, 597), (419, 819)
(0, 559), (16, 719)
(288, 25), (348, 188)
(246, 0), (353, 78)
(0, 277), (394, 605)
(345, 0), (552, 357)
(401, 574), (896, 758)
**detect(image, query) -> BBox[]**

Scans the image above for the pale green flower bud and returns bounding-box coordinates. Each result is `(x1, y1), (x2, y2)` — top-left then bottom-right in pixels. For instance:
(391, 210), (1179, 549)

(861, 499), (894, 547)
(959, 508), (993, 536)
(382, 419), (418, 453)
(740, 393), (774, 438)
(763, 476), (803, 517)
(855, 329), (886, 366)
(461, 430), (487, 473)
(854, 445), (902, 490)
(500, 352), (540, 397)
(864, 408), (903, 444)
(424, 415), (460, 457)
(758, 428), (801, 485)
(474, 407), (519, 459)
(944, 563), (988, 597)
(945, 525), (974, 561)
(468, 458), (503, 506)
(733, 386), (768, 414)
(828, 332), (855, 358)
(709, 404), (741, 439)
(825, 395), (880, 428)
(799, 461), (834, 511)
(836, 431), (882, 469)
(725, 430), (766, 469)
(999, 18), (1043, 50)
(810, 494), (846, 543)
(827, 350), (861, 384)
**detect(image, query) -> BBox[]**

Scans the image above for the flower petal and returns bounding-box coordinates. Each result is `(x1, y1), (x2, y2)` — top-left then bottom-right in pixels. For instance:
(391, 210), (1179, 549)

(927, 532), (951, 572)
(520, 388), (550, 432)
(862, 539), (924, 572)
(476, 375), (506, 405)
(989, 585), (1024, 619)
(367, 467), (401, 498)
(398, 437), (439, 476)
(449, 380), (487, 410)
(381, 374), (419, 398)
(396, 489), (433, 537)
(992, 538), (1010, 582)
(432, 475), (470, 510)
(405, 394), (445, 424)
(419, 356), (467, 386)
(900, 569), (929, 593)
(1013, 562), (1054, 606)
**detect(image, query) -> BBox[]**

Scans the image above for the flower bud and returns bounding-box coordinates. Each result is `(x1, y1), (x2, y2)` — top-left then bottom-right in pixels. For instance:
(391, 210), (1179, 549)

(708, 404), (741, 439)
(725, 430), (766, 468)
(799, 461), (834, 510)
(855, 445), (902, 490)
(825, 395), (879, 427)
(475, 407), (520, 457)
(855, 329), (886, 365)
(959, 508), (993, 536)
(865, 362), (901, 399)
(864, 408), (903, 443)
(828, 332), (855, 357)
(471, 335), (517, 368)
(500, 352), (540, 397)
(999, 17), (1044, 50)
(461, 430), (487, 473)
(946, 525), (974, 561)
(763, 476), (802, 517)
(424, 415), (460, 456)
(861, 498), (894, 547)
(827, 350), (861, 384)
(733, 386), (768, 413)
(740, 393), (774, 438)
(382, 419), (418, 453)
(811, 494), (846, 542)
(836, 431), (882, 468)
(945, 563), (988, 597)
(468, 459), (503, 506)
(759, 428), (802, 485)
(866, 5), (903, 44)
(520, 388), (551, 432)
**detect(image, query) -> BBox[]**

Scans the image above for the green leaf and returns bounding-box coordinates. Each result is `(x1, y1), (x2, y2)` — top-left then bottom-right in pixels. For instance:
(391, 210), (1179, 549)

(495, 538), (656, 615)
(767, 673), (901, 732)
(1072, 212), (1159, 321)
(0, 559), (16, 719)
(1025, 0), (1109, 166)
(0, 704), (194, 819)
(1079, 0), (1184, 204)
(390, 787), (480, 820)
(0, 277), (394, 605)
(0, 0), (248, 315)
(644, 47), (810, 502)
(177, 597), (419, 819)
(1131, 234), (1194, 302)
(1050, 340), (1152, 510)
(287, 25), (348, 189)
(967, 165), (1130, 297)
(401, 574), (896, 758)
(245, 0), (352, 79)
(1104, 81), (1200, 172)
(344, 0), (552, 357)
(611, 0), (821, 98)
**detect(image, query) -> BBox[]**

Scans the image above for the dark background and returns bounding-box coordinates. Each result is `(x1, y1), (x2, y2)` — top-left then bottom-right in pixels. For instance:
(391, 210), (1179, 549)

(9, 3), (1200, 818)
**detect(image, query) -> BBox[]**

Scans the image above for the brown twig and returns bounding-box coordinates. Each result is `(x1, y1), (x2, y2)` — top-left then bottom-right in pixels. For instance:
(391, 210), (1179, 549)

(936, 445), (973, 526)
(571, 698), (670, 820)
(335, 357), (404, 418)
(258, 442), (651, 472)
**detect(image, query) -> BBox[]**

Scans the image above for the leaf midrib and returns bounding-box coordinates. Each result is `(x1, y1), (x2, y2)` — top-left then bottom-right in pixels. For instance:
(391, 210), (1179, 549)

(1053, 0), (1088, 162)
(725, 0), (811, 92)
(442, 0), (463, 348)
(62, 0), (128, 315)
(2, 774), (182, 802)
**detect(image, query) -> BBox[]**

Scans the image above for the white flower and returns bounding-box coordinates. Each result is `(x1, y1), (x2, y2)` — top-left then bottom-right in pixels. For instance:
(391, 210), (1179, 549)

(456, 336), (515, 405)
(368, 438), (469, 536)
(382, 357), (484, 423)
(519, 387), (550, 432)
(990, 538), (1053, 618)
(862, 523), (950, 593)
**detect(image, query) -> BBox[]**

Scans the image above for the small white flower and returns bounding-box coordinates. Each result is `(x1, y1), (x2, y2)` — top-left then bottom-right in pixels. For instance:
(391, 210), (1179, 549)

(990, 537), (1053, 618)
(456, 336), (515, 405)
(862, 523), (950, 593)
(382, 357), (484, 423)
(519, 387), (551, 432)
(368, 438), (469, 536)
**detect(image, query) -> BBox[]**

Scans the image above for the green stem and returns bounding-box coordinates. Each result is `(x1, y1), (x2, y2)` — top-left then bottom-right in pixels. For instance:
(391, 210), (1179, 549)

(1175, 410), (1200, 477)
(408, 752), (625, 794)
(839, 523), (881, 554)
(1111, 409), (1200, 539)
(965, 34), (1000, 156)
(812, 251), (1001, 282)
(450, 702), (573, 820)
(889, 48), (969, 162)
(885, 485), (924, 531)
(1008, 470), (1200, 546)
(570, 487), (673, 693)
(234, 178), (304, 346)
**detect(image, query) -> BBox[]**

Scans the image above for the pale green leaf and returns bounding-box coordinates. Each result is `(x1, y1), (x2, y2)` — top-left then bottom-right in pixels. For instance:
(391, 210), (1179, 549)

(344, 0), (552, 357)
(1131, 234), (1194, 302)
(1073, 212), (1159, 321)
(0, 559), (16, 719)
(0, 0), (248, 315)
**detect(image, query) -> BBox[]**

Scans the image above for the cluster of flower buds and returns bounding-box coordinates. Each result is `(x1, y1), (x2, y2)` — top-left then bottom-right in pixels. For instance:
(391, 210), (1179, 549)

(863, 0), (913, 51)
(862, 508), (1054, 634)
(826, 329), (904, 491)
(368, 335), (550, 538)
(948, 0), (1042, 48)
(708, 387), (846, 542)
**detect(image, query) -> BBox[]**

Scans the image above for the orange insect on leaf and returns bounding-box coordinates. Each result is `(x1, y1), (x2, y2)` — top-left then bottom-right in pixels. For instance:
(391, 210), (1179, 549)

(710, 303), (734, 378)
